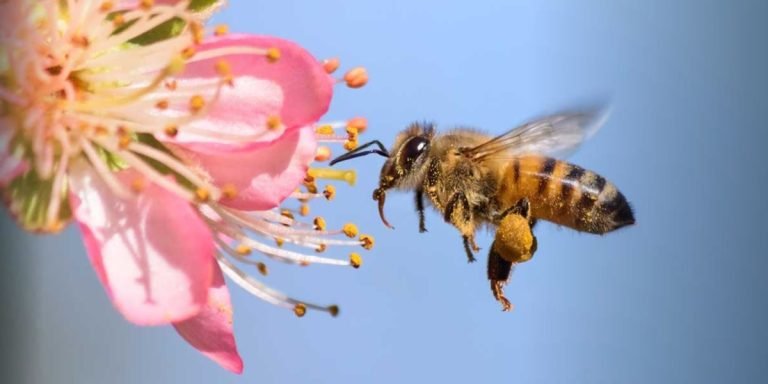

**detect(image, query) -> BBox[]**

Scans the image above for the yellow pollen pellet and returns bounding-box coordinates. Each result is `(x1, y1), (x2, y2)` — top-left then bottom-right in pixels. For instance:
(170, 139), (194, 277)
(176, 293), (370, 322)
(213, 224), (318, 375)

(299, 203), (310, 216)
(214, 24), (229, 36)
(235, 244), (252, 256)
(164, 125), (179, 137)
(112, 14), (125, 27)
(99, 1), (114, 12)
(293, 303), (307, 317)
(322, 57), (340, 74)
(315, 243), (327, 253)
(140, 0), (153, 10)
(342, 223), (358, 238)
(190, 95), (205, 112)
(327, 305), (340, 317)
(313, 217), (327, 231)
(323, 185), (336, 200)
(315, 125), (334, 135)
(266, 47), (281, 63)
(349, 253), (362, 269)
(221, 183), (238, 199)
(257, 262), (268, 276)
(155, 100), (169, 109)
(347, 117), (368, 133)
(266, 115), (282, 130)
(275, 237), (285, 247)
(195, 188), (210, 202)
(343, 140), (358, 151)
(315, 146), (332, 162)
(130, 178), (145, 193)
(343, 67), (368, 88)
(360, 234), (375, 250)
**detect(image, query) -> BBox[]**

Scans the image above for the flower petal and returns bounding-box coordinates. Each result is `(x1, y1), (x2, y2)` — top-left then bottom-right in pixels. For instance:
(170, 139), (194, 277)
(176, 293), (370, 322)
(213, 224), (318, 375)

(163, 34), (333, 150)
(173, 262), (243, 374)
(69, 163), (214, 325)
(171, 125), (316, 211)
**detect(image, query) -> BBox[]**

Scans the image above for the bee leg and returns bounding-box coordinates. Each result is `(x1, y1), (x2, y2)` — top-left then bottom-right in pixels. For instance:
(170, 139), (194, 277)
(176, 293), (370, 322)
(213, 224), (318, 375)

(415, 189), (427, 233)
(487, 246), (514, 311)
(444, 192), (478, 263)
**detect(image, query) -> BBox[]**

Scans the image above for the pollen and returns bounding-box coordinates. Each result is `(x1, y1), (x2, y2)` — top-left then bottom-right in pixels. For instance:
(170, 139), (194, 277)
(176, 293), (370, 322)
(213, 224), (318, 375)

(308, 168), (356, 186)
(315, 244), (327, 253)
(266, 115), (282, 130)
(349, 253), (362, 269)
(257, 262), (269, 276)
(313, 217), (327, 231)
(221, 183), (238, 199)
(342, 223), (358, 238)
(322, 57), (340, 74)
(190, 95), (205, 112)
(323, 185), (336, 200)
(167, 55), (186, 75)
(360, 234), (375, 250)
(118, 133), (132, 150)
(293, 303), (307, 317)
(275, 237), (285, 247)
(164, 125), (179, 137)
(139, 0), (154, 10)
(347, 117), (368, 133)
(343, 67), (368, 88)
(165, 80), (178, 90)
(315, 146), (332, 162)
(343, 139), (358, 151)
(155, 100), (169, 109)
(70, 35), (90, 48)
(345, 125), (359, 137)
(315, 125), (334, 135)
(299, 203), (310, 216)
(195, 188), (211, 202)
(328, 305), (340, 317)
(130, 177), (146, 193)
(214, 24), (229, 36)
(280, 209), (294, 222)
(99, 1), (114, 12)
(266, 47), (281, 63)
(235, 244), (252, 256)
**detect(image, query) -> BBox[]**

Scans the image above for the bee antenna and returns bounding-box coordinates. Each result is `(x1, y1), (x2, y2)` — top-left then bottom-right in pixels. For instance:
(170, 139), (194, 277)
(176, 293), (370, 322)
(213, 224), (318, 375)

(329, 140), (390, 166)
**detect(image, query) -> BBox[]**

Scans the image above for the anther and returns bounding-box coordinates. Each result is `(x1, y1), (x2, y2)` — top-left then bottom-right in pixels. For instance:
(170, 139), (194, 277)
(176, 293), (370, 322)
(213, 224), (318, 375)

(195, 188), (210, 202)
(257, 262), (268, 276)
(221, 184), (238, 199)
(214, 24), (229, 36)
(343, 139), (358, 151)
(299, 261), (310, 267)
(130, 178), (145, 193)
(190, 95), (205, 112)
(322, 58), (340, 74)
(308, 168), (357, 186)
(266, 115), (282, 131)
(280, 209), (294, 222)
(164, 125), (179, 137)
(347, 117), (368, 133)
(112, 14), (125, 27)
(313, 217), (327, 231)
(343, 67), (368, 88)
(360, 234), (375, 250)
(118, 133), (132, 150)
(315, 244), (327, 253)
(155, 100), (169, 109)
(70, 35), (90, 48)
(215, 60), (233, 85)
(299, 203), (310, 216)
(315, 125), (334, 135)
(139, 0), (153, 10)
(293, 303), (307, 317)
(165, 80), (178, 90)
(323, 185), (336, 200)
(95, 126), (108, 136)
(190, 21), (205, 44)
(349, 253), (362, 269)
(235, 244), (252, 256)
(327, 305), (340, 317)
(342, 223), (358, 238)
(99, 1), (114, 12)
(315, 146), (332, 162)
(266, 47), (281, 63)
(181, 46), (196, 59)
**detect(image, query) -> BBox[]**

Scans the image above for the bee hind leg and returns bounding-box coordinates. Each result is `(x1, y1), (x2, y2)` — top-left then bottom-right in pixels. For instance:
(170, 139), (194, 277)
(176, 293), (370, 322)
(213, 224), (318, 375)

(444, 192), (478, 263)
(488, 246), (514, 311)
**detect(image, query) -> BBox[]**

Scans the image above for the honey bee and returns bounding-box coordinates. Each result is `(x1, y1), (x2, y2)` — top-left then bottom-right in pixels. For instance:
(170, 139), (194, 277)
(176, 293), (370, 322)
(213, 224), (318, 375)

(330, 108), (634, 311)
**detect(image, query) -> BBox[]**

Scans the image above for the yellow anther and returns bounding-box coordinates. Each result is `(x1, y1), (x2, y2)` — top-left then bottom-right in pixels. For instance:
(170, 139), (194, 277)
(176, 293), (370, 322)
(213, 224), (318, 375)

(190, 95), (205, 112)
(360, 234), (375, 250)
(342, 223), (358, 238)
(257, 262), (268, 276)
(266, 115), (282, 130)
(235, 244), (252, 256)
(327, 305), (340, 317)
(155, 100), (169, 109)
(299, 260), (311, 267)
(167, 55), (186, 75)
(112, 13), (125, 27)
(181, 46), (196, 59)
(165, 80), (178, 90)
(347, 117), (368, 133)
(275, 237), (285, 247)
(304, 182), (318, 194)
(315, 146), (332, 162)
(343, 67), (368, 88)
(139, 0), (153, 10)
(299, 203), (310, 216)
(345, 125), (359, 137)
(313, 217), (327, 231)
(323, 185), (336, 200)
(130, 177), (145, 193)
(164, 125), (179, 138)
(118, 133), (132, 149)
(349, 253), (362, 269)
(308, 168), (356, 186)
(190, 21), (204, 44)
(195, 188), (210, 202)
(293, 303), (307, 317)
(315, 124), (334, 135)
(280, 209), (294, 221)
(214, 24), (229, 36)
(99, 1), (114, 12)
(70, 35), (90, 48)
(315, 243), (327, 253)
(343, 139), (358, 151)
(322, 57), (340, 74)
(266, 47), (281, 63)
(221, 183), (238, 199)
(215, 60), (233, 84)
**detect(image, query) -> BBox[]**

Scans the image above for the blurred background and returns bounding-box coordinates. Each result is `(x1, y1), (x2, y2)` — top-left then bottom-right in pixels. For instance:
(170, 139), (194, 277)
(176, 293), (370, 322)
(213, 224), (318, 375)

(2, 0), (767, 383)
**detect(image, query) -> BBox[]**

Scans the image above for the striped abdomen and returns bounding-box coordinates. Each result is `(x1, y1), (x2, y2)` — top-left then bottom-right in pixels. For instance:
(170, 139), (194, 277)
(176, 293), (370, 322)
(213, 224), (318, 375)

(497, 156), (634, 234)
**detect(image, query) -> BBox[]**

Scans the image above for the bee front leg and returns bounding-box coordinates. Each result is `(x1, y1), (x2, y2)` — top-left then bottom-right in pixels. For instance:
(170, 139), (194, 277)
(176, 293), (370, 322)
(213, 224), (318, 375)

(444, 192), (478, 263)
(415, 189), (427, 233)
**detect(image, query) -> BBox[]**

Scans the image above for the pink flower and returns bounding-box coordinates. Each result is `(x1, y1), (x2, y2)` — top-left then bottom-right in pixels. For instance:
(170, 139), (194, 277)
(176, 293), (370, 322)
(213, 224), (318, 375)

(1, 0), (371, 373)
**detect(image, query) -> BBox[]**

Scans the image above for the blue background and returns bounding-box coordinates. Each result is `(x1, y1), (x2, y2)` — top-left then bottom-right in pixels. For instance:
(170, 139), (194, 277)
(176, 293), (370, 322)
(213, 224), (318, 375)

(3, 0), (767, 383)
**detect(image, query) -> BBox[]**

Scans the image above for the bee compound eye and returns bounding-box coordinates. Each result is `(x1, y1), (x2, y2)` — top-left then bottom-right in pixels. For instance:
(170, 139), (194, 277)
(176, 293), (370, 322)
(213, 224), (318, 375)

(402, 137), (429, 168)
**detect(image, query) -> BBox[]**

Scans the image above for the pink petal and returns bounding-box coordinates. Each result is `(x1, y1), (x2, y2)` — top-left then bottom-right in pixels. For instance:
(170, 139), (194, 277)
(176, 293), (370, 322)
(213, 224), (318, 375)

(163, 34), (333, 150)
(170, 125), (316, 211)
(173, 263), (243, 374)
(70, 165), (214, 326)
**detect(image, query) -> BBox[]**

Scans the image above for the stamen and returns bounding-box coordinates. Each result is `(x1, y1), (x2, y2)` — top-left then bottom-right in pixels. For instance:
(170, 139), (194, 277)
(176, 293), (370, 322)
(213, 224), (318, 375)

(307, 167), (357, 186)
(322, 57), (340, 74)
(343, 67), (368, 88)
(293, 303), (307, 317)
(315, 146), (332, 162)
(80, 139), (131, 199)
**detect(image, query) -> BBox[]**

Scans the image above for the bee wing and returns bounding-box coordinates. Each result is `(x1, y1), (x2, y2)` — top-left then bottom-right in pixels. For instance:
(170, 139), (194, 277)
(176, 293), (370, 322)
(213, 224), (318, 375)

(468, 107), (609, 161)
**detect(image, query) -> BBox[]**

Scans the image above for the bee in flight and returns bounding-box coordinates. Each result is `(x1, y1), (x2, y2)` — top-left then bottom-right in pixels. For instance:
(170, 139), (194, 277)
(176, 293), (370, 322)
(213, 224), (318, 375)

(330, 107), (635, 311)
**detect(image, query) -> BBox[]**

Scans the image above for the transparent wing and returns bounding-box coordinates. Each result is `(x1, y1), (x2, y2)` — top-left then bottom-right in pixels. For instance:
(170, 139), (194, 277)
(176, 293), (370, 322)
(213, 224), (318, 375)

(468, 106), (609, 161)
